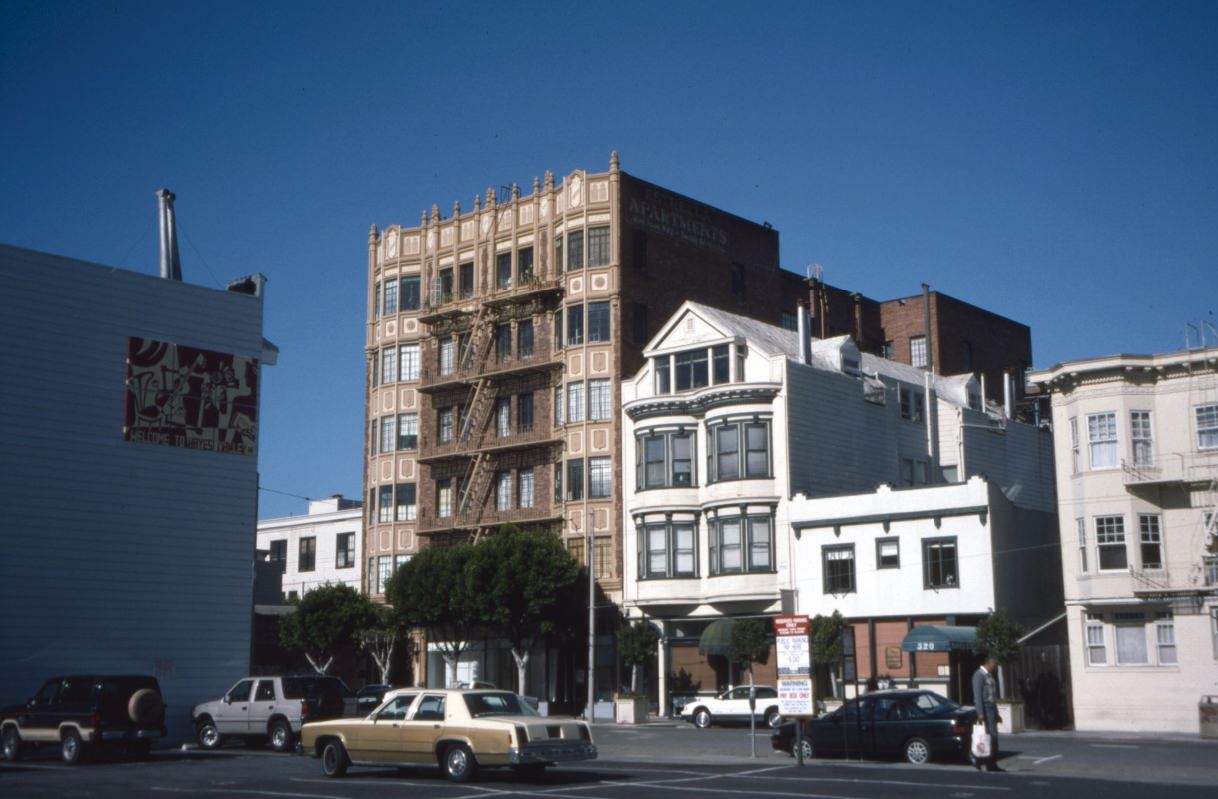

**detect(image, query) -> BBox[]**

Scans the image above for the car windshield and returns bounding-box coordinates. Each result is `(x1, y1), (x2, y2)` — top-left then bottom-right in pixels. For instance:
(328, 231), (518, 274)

(463, 692), (538, 717)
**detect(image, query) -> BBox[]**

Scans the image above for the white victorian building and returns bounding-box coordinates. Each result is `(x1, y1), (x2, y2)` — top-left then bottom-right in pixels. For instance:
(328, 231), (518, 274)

(622, 302), (1062, 717)
(1030, 347), (1218, 732)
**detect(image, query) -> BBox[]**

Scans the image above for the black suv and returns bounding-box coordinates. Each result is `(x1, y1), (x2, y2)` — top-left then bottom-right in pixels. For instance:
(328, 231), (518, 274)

(1, 675), (167, 764)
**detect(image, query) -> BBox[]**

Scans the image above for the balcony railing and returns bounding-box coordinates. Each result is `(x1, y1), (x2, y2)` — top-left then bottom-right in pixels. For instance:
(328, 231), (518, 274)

(418, 421), (561, 462)
(1122, 452), (1218, 486)
(416, 504), (563, 536)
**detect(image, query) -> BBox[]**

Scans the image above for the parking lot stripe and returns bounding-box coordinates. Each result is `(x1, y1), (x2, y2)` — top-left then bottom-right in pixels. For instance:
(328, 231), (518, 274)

(746, 774), (1012, 792)
(1034, 755), (1063, 765)
(152, 786), (349, 799)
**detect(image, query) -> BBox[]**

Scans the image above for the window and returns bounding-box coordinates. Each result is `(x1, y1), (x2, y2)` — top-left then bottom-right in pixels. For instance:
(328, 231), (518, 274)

(567, 305), (583, 345)
(438, 407), (455, 443)
(496, 471), (512, 511)
(910, 335), (927, 368)
(383, 279), (398, 315)
(269, 540), (287, 573)
(632, 302), (649, 346)
(1139, 514), (1163, 569)
(781, 312), (797, 331)
(589, 456), (611, 498)
(396, 483), (416, 521)
(381, 347), (397, 384)
(675, 349), (709, 391)
(588, 379), (611, 421)
(899, 387), (924, 421)
(299, 537), (316, 572)
(398, 413), (418, 450)
(708, 419), (770, 482)
(1114, 613), (1149, 665)
(518, 468), (534, 508)
(1077, 517), (1087, 573)
(377, 556), (392, 595)
(1085, 614), (1106, 665)
(1087, 412), (1118, 469)
(1197, 403), (1218, 450)
(554, 386), (564, 426)
(923, 537), (957, 588)
(1212, 608), (1218, 660)
(399, 344), (419, 382)
(437, 479), (453, 518)
(495, 324), (511, 362)
(336, 532), (355, 568)
(518, 247), (534, 283)
(401, 276), (420, 311)
(439, 338), (455, 376)
(1131, 411), (1153, 466)
(566, 459), (584, 501)
(709, 512), (773, 575)
(823, 545), (856, 594)
(518, 320), (534, 358)
(375, 485), (393, 524)
(588, 301), (610, 342)
(496, 252), (512, 290)
(642, 430), (695, 492)
(567, 229), (583, 269)
(1156, 612), (1177, 665)
(655, 356), (671, 394)
(379, 416), (396, 453)
(374, 282), (381, 321)
(712, 345), (730, 384)
(567, 381), (585, 423)
(438, 268), (453, 303)
(876, 538), (900, 569)
(459, 262), (474, 298)
(587, 226), (610, 266)
(639, 519), (696, 578)
(518, 392), (534, 432)
(1096, 515), (1127, 570)
(882, 340), (894, 360)
(554, 311), (563, 352)
(488, 397), (508, 438)
(1069, 417), (1080, 474)
(555, 234), (564, 276)
(554, 463), (562, 503)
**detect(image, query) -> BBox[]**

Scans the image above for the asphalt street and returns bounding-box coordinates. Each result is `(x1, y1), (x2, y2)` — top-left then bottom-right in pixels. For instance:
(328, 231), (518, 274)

(2, 724), (1216, 799)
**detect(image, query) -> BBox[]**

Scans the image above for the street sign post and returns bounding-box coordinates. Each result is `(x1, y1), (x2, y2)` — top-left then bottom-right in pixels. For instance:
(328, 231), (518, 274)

(774, 615), (814, 766)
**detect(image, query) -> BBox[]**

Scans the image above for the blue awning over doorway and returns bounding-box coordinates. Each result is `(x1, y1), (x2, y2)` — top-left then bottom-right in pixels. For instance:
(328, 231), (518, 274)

(900, 625), (977, 653)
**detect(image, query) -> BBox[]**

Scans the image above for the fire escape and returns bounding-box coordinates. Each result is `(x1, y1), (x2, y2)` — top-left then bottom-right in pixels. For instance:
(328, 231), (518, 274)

(416, 274), (565, 543)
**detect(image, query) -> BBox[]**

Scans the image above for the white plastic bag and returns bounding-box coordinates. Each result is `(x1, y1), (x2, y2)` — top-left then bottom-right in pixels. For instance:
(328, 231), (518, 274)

(971, 723), (991, 759)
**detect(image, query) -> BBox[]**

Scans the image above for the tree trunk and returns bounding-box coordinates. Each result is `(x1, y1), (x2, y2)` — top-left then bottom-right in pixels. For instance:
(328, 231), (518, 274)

(631, 662), (640, 693)
(305, 653), (333, 675)
(512, 648), (530, 695)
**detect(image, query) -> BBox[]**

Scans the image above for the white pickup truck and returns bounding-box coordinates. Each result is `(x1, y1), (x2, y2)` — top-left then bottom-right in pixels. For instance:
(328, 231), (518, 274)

(192, 676), (354, 752)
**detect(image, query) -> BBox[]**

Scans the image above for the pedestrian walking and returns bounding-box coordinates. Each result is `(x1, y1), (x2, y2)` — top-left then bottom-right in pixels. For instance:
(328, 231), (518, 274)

(971, 656), (1004, 772)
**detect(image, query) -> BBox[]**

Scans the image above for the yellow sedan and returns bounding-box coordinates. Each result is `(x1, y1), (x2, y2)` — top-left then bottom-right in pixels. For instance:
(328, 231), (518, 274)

(300, 688), (596, 782)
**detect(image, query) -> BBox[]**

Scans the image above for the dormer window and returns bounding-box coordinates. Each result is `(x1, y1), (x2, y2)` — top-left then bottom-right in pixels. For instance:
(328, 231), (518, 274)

(652, 343), (738, 395)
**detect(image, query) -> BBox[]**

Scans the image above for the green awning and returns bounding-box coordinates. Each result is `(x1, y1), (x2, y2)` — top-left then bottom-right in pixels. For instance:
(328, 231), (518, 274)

(698, 618), (735, 656)
(900, 625), (977, 653)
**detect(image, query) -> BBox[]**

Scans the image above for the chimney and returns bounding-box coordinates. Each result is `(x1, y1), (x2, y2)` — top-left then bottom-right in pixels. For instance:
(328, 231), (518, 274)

(797, 302), (810, 365)
(156, 189), (182, 281)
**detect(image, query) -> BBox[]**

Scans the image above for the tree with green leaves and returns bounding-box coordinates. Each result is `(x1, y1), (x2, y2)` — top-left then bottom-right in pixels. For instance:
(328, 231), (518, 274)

(728, 618), (772, 681)
(279, 583), (378, 675)
(809, 610), (845, 696)
(974, 610), (1026, 664)
(386, 542), (482, 688)
(469, 525), (583, 694)
(358, 603), (409, 685)
(618, 620), (660, 695)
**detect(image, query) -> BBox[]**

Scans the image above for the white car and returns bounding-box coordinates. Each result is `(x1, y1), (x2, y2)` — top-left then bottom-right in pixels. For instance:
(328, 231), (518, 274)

(679, 685), (782, 729)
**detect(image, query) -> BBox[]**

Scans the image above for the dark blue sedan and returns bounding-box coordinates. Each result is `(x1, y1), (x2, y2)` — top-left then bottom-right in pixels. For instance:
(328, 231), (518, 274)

(771, 690), (976, 765)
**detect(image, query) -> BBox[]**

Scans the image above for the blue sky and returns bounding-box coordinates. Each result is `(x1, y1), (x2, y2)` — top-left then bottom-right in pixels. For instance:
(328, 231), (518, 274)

(3, 1), (1216, 519)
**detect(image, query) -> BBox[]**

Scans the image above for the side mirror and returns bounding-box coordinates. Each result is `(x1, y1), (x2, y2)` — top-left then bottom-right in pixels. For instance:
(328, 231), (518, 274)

(223, 696), (232, 704)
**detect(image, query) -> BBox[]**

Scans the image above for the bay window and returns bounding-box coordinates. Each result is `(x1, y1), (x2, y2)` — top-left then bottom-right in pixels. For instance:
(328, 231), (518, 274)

(638, 517), (697, 579)
(708, 418), (770, 482)
(708, 510), (773, 575)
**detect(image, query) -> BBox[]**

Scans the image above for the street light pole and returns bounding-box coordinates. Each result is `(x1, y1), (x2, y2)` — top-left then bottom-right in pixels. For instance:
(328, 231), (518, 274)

(587, 507), (595, 723)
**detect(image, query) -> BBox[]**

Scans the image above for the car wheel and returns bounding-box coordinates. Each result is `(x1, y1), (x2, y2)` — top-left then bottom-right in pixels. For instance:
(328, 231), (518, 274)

(765, 708), (782, 729)
(797, 738), (814, 760)
(904, 737), (931, 765)
(514, 763), (546, 781)
(268, 720), (293, 753)
(693, 708), (712, 729)
(321, 740), (348, 778)
(61, 729), (85, 765)
(196, 718), (222, 750)
(2, 727), (22, 762)
(442, 743), (477, 783)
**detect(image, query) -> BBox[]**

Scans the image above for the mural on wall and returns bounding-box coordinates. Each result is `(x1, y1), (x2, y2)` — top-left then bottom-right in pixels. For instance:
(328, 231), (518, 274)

(124, 337), (258, 455)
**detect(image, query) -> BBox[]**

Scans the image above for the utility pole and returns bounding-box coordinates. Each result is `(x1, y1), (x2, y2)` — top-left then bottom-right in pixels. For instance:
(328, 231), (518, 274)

(586, 506), (596, 723)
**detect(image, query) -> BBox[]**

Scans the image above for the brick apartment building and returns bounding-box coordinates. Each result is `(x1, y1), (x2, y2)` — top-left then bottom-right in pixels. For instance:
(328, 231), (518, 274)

(364, 154), (806, 694)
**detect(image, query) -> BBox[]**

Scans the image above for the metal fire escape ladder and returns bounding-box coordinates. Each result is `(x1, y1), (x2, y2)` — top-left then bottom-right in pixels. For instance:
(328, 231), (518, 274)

(458, 450), (495, 527)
